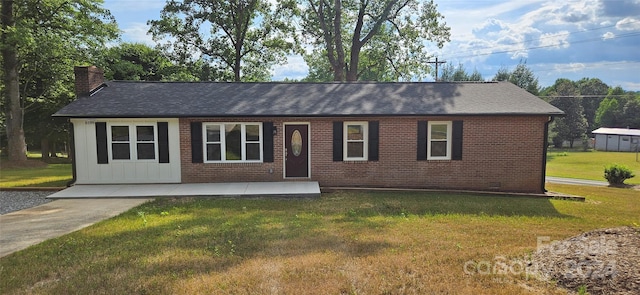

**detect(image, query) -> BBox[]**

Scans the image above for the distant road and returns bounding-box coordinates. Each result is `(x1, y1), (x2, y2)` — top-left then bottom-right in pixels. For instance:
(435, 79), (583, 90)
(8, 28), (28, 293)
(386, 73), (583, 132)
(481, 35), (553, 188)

(545, 176), (608, 186)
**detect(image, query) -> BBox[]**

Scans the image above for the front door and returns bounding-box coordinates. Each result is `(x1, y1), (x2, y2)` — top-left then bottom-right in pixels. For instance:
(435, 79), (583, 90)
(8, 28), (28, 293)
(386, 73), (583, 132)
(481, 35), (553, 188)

(285, 124), (309, 178)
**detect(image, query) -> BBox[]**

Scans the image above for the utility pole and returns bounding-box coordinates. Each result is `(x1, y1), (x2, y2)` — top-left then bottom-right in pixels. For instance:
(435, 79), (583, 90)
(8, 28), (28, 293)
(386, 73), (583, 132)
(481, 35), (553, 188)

(427, 57), (446, 82)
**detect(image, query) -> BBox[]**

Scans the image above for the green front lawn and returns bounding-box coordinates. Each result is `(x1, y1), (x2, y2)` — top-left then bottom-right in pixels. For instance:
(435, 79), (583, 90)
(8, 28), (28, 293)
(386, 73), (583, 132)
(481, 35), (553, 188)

(1, 185), (638, 294)
(0, 163), (72, 188)
(546, 150), (640, 184)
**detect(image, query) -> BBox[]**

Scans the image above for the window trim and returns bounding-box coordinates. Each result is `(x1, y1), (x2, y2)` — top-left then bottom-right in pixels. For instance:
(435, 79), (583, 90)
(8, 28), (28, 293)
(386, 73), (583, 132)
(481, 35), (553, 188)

(202, 122), (263, 163)
(107, 123), (158, 162)
(343, 121), (368, 161)
(427, 121), (452, 160)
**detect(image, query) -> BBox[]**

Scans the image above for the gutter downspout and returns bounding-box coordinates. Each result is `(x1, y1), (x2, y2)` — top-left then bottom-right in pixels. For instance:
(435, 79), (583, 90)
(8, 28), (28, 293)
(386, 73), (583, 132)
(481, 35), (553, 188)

(541, 116), (554, 193)
(66, 120), (77, 187)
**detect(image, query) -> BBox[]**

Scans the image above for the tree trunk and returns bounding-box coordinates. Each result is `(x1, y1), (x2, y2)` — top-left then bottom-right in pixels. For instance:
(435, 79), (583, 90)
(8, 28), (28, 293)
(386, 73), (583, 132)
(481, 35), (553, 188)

(332, 0), (345, 81)
(1, 0), (28, 162)
(41, 138), (51, 162)
(346, 45), (361, 82)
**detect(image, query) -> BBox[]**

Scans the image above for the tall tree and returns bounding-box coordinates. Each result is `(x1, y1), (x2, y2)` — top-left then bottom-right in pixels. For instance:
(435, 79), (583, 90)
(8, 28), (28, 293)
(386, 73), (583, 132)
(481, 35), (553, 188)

(97, 43), (203, 81)
(1, 0), (23, 161)
(492, 66), (510, 82)
(548, 79), (587, 148)
(595, 86), (638, 128)
(301, 0), (450, 82)
(492, 61), (539, 95)
(148, 0), (297, 82)
(576, 78), (609, 133)
(1, 0), (117, 163)
(468, 68), (484, 81)
(438, 63), (482, 82)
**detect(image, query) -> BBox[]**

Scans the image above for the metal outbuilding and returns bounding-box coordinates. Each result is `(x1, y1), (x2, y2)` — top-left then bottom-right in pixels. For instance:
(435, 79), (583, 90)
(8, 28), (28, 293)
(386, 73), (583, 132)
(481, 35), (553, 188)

(592, 128), (640, 152)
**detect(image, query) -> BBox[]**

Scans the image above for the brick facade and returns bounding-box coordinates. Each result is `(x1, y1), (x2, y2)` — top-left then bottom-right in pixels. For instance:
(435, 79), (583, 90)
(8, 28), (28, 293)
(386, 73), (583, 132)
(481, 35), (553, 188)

(74, 66), (105, 97)
(180, 115), (549, 193)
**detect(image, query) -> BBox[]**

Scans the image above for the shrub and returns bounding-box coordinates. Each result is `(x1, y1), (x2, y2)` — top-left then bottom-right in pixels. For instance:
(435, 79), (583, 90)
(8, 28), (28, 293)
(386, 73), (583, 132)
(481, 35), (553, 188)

(604, 164), (635, 185)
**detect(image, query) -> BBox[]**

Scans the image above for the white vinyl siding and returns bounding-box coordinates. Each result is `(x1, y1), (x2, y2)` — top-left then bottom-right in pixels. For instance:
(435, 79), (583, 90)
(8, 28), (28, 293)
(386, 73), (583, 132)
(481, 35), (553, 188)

(71, 118), (181, 184)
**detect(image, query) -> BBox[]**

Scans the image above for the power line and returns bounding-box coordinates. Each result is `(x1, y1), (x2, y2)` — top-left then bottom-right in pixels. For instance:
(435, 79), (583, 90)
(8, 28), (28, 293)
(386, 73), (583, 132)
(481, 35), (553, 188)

(426, 57), (446, 81)
(445, 31), (640, 60)
(436, 17), (640, 62)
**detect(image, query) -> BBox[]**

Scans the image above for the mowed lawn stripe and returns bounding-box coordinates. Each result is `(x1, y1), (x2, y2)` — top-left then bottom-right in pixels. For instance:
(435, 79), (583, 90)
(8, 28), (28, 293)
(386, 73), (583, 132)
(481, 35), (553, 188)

(1, 185), (638, 294)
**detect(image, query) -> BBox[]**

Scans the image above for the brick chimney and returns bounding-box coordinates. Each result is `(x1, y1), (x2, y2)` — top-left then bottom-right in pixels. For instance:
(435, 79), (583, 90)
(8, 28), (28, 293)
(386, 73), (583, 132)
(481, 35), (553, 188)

(74, 66), (105, 98)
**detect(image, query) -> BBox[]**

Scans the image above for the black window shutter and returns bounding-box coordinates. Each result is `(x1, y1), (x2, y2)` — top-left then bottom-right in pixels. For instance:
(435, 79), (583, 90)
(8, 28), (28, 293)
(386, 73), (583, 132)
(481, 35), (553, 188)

(190, 122), (203, 163)
(262, 122), (274, 162)
(368, 121), (379, 161)
(95, 122), (108, 164)
(333, 121), (343, 161)
(158, 122), (170, 163)
(417, 121), (428, 160)
(452, 120), (463, 160)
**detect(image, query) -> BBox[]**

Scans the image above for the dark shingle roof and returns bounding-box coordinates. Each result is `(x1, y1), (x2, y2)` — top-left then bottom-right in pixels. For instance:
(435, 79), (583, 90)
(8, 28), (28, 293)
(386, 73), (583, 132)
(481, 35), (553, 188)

(53, 81), (563, 118)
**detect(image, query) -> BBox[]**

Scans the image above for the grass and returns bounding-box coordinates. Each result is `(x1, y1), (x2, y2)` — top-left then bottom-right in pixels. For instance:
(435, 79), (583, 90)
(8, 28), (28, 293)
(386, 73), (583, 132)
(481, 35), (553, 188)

(1, 185), (638, 294)
(546, 150), (640, 184)
(0, 152), (72, 188)
(0, 163), (72, 188)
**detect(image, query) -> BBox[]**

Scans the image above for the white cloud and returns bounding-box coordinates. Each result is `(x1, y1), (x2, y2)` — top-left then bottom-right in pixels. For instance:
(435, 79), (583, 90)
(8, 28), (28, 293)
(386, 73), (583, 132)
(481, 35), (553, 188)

(122, 23), (155, 45)
(539, 31), (570, 48)
(619, 81), (640, 91)
(602, 32), (615, 39)
(105, 0), (165, 13)
(616, 17), (640, 30)
(271, 55), (308, 81)
(554, 63), (586, 73)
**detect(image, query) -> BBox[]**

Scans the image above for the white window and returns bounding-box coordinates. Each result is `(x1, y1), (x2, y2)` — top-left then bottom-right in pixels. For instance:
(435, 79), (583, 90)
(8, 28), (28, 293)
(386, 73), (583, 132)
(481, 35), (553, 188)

(344, 122), (368, 161)
(427, 121), (452, 160)
(109, 124), (157, 161)
(204, 123), (262, 162)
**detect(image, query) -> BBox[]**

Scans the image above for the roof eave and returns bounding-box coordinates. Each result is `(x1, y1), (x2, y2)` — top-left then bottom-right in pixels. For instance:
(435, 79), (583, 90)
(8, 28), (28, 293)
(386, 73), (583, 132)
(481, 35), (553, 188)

(53, 112), (565, 119)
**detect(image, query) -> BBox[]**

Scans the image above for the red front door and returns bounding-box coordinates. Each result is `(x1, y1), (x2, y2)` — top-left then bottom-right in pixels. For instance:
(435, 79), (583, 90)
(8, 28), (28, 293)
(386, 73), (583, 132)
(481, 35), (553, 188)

(285, 124), (309, 178)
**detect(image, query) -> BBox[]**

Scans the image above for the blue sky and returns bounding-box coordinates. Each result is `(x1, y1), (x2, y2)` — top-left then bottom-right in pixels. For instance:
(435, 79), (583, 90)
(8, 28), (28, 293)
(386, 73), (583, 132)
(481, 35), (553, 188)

(103, 0), (640, 90)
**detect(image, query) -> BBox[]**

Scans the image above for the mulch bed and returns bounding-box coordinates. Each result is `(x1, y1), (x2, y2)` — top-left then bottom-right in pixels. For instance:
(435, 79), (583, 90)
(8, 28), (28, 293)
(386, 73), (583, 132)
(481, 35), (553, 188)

(531, 226), (640, 295)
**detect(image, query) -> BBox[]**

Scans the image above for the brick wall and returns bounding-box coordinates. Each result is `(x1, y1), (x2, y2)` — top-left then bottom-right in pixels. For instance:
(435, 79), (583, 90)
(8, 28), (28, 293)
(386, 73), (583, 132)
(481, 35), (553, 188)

(180, 115), (549, 193)
(74, 66), (104, 97)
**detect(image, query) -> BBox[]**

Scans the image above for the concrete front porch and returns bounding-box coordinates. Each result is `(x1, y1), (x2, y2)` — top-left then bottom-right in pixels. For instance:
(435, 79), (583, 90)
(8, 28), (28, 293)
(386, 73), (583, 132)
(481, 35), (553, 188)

(47, 182), (321, 199)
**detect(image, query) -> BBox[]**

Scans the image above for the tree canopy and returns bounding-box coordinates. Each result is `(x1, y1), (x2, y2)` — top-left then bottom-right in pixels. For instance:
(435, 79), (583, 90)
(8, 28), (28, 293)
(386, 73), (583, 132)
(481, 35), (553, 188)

(1, 0), (118, 162)
(148, 0), (298, 82)
(97, 43), (207, 81)
(300, 0), (450, 82)
(595, 86), (640, 129)
(546, 79), (587, 148)
(439, 62), (483, 82)
(492, 61), (539, 95)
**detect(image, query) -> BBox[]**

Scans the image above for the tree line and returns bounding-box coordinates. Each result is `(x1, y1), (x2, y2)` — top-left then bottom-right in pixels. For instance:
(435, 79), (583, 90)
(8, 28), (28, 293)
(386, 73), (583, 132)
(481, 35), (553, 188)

(1, 0), (637, 164)
(2, 0), (451, 163)
(436, 62), (640, 147)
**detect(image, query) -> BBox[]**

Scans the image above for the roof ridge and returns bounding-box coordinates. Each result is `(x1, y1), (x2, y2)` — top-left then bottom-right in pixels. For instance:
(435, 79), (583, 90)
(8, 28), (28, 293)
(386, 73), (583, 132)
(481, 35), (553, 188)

(108, 80), (500, 84)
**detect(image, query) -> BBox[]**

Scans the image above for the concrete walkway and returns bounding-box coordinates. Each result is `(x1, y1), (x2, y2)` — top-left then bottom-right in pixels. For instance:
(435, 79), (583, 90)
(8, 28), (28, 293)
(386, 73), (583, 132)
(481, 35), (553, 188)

(0, 198), (151, 257)
(46, 182), (321, 199)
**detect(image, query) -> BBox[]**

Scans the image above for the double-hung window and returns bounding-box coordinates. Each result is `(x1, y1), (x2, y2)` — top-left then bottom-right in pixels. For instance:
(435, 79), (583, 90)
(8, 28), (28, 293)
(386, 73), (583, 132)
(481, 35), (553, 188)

(204, 123), (262, 162)
(109, 124), (157, 161)
(427, 121), (452, 160)
(344, 122), (368, 161)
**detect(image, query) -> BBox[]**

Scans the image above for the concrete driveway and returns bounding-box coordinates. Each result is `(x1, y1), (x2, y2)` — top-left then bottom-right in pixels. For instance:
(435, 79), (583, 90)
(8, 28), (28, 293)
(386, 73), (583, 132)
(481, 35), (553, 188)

(0, 198), (151, 258)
